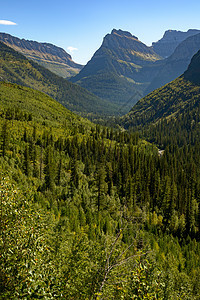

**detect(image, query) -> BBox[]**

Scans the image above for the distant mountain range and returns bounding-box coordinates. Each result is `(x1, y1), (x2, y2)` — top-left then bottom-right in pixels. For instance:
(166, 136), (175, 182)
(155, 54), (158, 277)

(71, 28), (200, 112)
(146, 32), (200, 94)
(0, 32), (83, 78)
(0, 41), (118, 117)
(151, 29), (200, 58)
(1, 29), (200, 117)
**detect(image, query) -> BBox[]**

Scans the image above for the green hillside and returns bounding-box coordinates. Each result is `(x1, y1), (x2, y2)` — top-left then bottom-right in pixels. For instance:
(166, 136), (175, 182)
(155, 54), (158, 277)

(121, 76), (200, 148)
(121, 45), (200, 141)
(74, 71), (145, 109)
(0, 82), (91, 129)
(1, 82), (200, 298)
(122, 76), (200, 127)
(0, 41), (119, 118)
(184, 49), (200, 84)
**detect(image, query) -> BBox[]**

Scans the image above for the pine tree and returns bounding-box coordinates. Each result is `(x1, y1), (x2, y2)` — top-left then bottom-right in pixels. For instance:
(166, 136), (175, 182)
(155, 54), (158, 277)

(1, 120), (9, 157)
(44, 146), (55, 191)
(24, 145), (31, 177)
(96, 163), (108, 211)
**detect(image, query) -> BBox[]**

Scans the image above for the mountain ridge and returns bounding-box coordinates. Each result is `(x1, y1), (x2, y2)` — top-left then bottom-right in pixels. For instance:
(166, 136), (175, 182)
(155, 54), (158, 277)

(0, 32), (83, 78)
(152, 29), (200, 58)
(71, 28), (200, 111)
(0, 41), (118, 117)
(145, 32), (200, 94)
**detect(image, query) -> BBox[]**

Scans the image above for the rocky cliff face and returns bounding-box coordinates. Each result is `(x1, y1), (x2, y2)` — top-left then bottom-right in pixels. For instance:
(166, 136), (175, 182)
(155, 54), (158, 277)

(0, 32), (83, 78)
(103, 29), (160, 64)
(71, 29), (162, 110)
(152, 29), (200, 58)
(146, 33), (200, 94)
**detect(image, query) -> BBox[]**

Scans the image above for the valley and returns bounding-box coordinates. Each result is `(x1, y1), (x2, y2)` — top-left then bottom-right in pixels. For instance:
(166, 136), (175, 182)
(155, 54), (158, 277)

(1, 26), (200, 299)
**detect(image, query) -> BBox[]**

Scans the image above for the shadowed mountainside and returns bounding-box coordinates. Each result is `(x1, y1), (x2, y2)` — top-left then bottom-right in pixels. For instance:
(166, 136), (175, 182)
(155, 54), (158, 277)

(71, 29), (162, 111)
(146, 32), (200, 94)
(121, 49), (200, 133)
(152, 29), (200, 58)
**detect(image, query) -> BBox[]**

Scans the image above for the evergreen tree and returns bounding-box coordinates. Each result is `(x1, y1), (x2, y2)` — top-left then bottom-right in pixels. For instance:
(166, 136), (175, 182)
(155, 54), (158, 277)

(1, 120), (9, 157)
(24, 144), (31, 177)
(44, 146), (55, 191)
(96, 163), (108, 211)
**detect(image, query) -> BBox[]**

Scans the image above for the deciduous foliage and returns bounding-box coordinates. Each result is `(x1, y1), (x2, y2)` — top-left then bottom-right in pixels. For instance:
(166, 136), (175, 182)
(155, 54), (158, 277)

(1, 82), (200, 298)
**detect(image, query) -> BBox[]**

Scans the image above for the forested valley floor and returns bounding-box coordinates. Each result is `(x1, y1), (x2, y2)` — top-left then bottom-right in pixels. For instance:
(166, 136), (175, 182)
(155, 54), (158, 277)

(1, 83), (200, 299)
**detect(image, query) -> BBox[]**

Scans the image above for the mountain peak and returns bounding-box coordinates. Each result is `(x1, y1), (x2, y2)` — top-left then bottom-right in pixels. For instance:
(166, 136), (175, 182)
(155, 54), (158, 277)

(111, 29), (138, 40)
(71, 29), (161, 111)
(152, 28), (200, 58)
(162, 29), (200, 39)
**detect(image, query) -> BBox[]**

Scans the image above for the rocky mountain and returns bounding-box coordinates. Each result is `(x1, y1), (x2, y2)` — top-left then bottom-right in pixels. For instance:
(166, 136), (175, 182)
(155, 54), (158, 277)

(145, 32), (200, 94)
(145, 33), (200, 95)
(70, 29), (162, 111)
(152, 29), (200, 58)
(121, 50), (200, 131)
(0, 32), (83, 78)
(0, 41), (117, 117)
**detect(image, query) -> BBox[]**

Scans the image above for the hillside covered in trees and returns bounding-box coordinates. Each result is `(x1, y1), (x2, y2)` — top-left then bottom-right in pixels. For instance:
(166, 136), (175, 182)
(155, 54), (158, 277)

(0, 41), (118, 118)
(121, 49), (200, 149)
(1, 82), (200, 299)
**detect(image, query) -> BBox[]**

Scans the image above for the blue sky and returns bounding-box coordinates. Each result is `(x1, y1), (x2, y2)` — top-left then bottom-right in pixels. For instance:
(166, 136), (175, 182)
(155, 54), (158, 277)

(1, 0), (200, 64)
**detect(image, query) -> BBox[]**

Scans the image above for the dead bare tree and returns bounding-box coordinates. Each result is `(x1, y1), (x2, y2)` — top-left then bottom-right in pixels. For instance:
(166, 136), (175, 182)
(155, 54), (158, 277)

(96, 212), (150, 299)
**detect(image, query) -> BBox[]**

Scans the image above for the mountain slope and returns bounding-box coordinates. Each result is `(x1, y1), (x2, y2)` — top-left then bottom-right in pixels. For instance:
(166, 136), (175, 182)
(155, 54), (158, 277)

(184, 49), (200, 84)
(0, 41), (118, 117)
(0, 32), (83, 78)
(123, 76), (200, 128)
(71, 29), (162, 111)
(0, 82), (92, 129)
(1, 80), (200, 300)
(121, 50), (200, 137)
(146, 33), (200, 94)
(152, 29), (200, 58)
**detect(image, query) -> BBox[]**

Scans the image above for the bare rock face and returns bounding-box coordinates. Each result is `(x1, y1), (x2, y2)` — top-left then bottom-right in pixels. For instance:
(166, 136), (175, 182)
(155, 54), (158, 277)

(0, 32), (83, 78)
(152, 29), (200, 58)
(71, 29), (162, 110)
(146, 33), (200, 94)
(102, 29), (160, 65)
